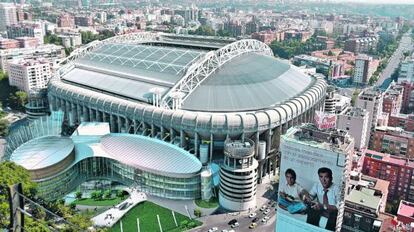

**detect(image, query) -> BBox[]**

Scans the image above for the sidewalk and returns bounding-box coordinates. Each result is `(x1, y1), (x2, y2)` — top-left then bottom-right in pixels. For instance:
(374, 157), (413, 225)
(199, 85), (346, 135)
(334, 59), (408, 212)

(92, 188), (147, 227)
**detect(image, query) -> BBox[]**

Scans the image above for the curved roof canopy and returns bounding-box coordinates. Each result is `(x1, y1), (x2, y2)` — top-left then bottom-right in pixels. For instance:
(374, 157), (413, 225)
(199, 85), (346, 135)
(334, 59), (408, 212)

(100, 134), (202, 177)
(182, 53), (314, 112)
(10, 136), (74, 170)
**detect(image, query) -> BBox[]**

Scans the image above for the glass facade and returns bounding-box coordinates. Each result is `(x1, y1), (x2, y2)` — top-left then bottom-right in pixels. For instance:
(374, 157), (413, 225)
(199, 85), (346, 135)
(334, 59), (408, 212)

(36, 156), (201, 201)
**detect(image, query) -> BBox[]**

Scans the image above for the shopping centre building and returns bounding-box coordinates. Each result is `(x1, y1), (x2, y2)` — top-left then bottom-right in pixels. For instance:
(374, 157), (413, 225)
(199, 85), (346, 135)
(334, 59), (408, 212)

(47, 32), (327, 182)
(8, 122), (202, 200)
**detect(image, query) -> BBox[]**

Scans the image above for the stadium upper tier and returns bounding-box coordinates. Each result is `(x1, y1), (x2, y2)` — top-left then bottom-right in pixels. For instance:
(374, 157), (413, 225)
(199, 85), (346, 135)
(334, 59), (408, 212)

(55, 32), (318, 112)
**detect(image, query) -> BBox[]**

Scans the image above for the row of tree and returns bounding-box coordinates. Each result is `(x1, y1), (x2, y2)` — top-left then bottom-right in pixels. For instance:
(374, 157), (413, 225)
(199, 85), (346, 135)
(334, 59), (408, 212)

(269, 36), (326, 59)
(0, 162), (103, 231)
(0, 72), (29, 136)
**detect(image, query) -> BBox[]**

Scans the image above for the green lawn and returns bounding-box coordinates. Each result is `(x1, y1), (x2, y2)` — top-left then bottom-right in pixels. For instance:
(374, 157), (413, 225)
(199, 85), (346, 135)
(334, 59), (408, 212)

(110, 201), (202, 232)
(194, 197), (219, 208)
(73, 196), (126, 206)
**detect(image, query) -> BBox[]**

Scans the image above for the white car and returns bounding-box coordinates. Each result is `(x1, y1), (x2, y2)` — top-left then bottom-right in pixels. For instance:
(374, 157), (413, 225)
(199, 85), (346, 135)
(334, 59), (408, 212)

(260, 205), (267, 211)
(208, 227), (218, 232)
(231, 222), (239, 228)
(249, 213), (257, 218)
(264, 216), (270, 220)
(264, 209), (271, 215)
(262, 218), (267, 223)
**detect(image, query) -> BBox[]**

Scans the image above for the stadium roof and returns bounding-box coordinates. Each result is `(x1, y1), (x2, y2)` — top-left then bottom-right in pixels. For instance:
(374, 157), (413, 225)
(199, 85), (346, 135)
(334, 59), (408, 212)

(59, 33), (315, 112)
(181, 53), (314, 112)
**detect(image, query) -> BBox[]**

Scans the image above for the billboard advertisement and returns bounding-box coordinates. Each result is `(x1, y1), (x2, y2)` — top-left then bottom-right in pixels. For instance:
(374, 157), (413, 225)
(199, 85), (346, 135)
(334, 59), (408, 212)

(314, 111), (337, 130)
(276, 131), (348, 232)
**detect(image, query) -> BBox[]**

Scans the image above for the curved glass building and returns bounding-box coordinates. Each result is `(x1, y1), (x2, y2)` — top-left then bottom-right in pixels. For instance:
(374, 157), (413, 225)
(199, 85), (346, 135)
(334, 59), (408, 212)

(48, 33), (327, 183)
(9, 123), (202, 200)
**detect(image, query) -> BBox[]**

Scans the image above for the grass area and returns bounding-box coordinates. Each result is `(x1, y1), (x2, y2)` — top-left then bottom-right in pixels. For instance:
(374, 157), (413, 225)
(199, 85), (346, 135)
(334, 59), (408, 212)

(110, 201), (202, 232)
(195, 197), (219, 208)
(73, 196), (127, 206)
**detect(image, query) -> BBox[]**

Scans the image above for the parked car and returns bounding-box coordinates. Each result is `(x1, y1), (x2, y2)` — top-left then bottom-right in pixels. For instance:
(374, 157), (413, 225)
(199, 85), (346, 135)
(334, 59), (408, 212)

(249, 223), (257, 229)
(228, 219), (237, 225)
(231, 222), (239, 228)
(249, 213), (257, 218)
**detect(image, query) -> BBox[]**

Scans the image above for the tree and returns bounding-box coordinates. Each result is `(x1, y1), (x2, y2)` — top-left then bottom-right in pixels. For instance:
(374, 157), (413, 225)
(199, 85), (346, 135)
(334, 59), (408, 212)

(10, 91), (28, 109)
(189, 25), (215, 36)
(91, 191), (103, 201)
(0, 119), (9, 137)
(75, 191), (82, 200)
(0, 162), (37, 228)
(194, 208), (202, 217)
(104, 190), (112, 199)
(327, 50), (334, 56)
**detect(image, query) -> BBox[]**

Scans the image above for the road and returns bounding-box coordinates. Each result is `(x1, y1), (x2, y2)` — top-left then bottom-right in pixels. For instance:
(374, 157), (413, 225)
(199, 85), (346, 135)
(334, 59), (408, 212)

(376, 31), (413, 87)
(189, 202), (276, 232)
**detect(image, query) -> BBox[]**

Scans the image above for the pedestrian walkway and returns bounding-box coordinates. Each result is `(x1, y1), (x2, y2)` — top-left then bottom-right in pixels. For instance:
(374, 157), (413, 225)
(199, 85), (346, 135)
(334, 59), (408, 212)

(92, 188), (147, 227)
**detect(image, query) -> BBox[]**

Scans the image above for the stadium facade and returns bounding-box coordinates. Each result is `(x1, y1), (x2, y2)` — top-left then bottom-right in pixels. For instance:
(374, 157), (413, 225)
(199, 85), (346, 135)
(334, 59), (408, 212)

(48, 32), (327, 182)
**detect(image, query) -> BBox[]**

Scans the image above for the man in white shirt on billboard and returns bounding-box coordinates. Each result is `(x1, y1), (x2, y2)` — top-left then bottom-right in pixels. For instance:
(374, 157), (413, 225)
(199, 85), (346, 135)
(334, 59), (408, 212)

(305, 167), (340, 231)
(278, 168), (307, 214)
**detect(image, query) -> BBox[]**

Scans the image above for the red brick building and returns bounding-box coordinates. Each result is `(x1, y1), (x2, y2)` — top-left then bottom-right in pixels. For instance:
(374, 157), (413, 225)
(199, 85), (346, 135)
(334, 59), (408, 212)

(382, 84), (403, 115)
(57, 14), (75, 28)
(400, 81), (414, 113)
(0, 38), (19, 49)
(397, 200), (414, 225)
(362, 150), (414, 202)
(388, 114), (414, 132)
(371, 127), (414, 158)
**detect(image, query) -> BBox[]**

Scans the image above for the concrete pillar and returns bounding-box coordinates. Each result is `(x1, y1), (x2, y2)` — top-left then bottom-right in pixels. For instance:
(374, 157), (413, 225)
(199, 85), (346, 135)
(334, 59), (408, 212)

(209, 134), (214, 163)
(194, 133), (199, 158)
(180, 130), (185, 148)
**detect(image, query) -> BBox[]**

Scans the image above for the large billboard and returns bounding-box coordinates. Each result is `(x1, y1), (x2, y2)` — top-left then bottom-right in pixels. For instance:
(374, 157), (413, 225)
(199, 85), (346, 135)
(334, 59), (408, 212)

(276, 133), (348, 232)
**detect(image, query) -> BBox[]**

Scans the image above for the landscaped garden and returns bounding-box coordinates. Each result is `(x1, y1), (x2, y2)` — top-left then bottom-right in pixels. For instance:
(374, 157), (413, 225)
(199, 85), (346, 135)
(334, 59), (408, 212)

(110, 201), (202, 232)
(73, 189), (129, 206)
(195, 197), (219, 209)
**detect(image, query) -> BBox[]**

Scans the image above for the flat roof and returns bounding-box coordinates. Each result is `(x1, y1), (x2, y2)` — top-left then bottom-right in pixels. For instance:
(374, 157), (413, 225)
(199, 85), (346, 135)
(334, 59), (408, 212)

(398, 201), (414, 219)
(346, 188), (381, 210)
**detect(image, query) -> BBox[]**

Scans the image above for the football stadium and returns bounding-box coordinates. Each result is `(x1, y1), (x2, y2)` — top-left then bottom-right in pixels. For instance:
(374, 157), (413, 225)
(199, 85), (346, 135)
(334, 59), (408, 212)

(48, 32), (327, 184)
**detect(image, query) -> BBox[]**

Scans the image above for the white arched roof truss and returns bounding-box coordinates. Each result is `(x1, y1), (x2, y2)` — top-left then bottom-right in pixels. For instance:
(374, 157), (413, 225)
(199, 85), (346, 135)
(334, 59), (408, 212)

(160, 39), (274, 109)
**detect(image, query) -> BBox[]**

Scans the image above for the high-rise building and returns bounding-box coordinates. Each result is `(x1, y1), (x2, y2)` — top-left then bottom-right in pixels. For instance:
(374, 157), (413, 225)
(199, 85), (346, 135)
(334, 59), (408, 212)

(344, 37), (378, 54)
(355, 89), (383, 132)
(8, 59), (52, 93)
(0, 44), (65, 72)
(0, 3), (17, 32)
(353, 54), (377, 85)
(371, 126), (414, 159)
(324, 86), (351, 114)
(398, 57), (414, 84)
(362, 149), (414, 202)
(7, 22), (44, 44)
(57, 14), (75, 28)
(277, 124), (353, 232)
(343, 171), (390, 232)
(382, 83), (403, 116)
(337, 107), (370, 151)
